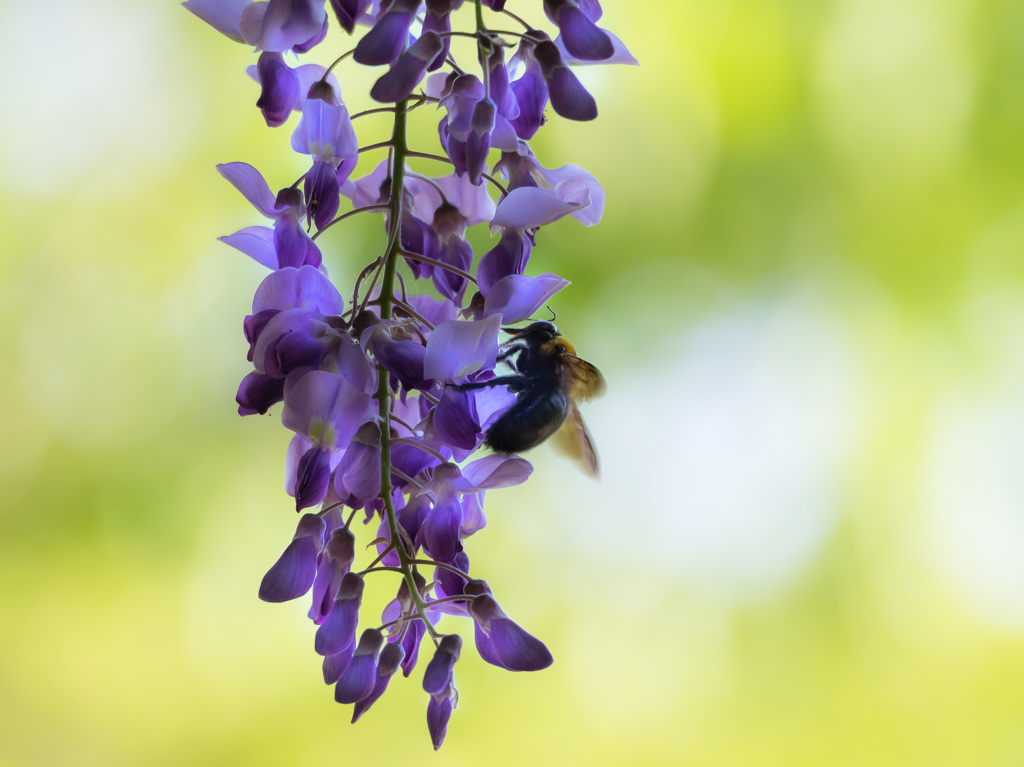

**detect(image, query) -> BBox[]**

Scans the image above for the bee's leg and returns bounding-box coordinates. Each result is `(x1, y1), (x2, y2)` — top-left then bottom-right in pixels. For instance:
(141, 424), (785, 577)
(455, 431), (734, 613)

(451, 375), (525, 391)
(496, 343), (526, 363)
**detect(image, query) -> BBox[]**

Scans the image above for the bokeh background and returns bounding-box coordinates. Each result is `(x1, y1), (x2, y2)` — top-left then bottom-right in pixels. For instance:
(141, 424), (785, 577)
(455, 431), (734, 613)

(3, 0), (1024, 764)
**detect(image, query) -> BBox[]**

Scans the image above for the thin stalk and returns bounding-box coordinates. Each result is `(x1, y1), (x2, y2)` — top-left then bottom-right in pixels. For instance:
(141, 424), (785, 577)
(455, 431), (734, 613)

(377, 97), (440, 644)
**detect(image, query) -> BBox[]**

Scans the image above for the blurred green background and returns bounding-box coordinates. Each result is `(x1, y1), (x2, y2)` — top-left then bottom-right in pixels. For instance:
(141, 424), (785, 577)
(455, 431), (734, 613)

(3, 0), (1024, 764)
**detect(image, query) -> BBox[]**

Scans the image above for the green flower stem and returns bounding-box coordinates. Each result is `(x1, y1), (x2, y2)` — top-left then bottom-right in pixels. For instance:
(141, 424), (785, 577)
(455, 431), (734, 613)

(376, 97), (441, 644)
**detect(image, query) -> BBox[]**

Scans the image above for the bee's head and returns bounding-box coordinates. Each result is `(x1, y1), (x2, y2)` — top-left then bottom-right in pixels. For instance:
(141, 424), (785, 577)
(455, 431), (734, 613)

(502, 320), (559, 343)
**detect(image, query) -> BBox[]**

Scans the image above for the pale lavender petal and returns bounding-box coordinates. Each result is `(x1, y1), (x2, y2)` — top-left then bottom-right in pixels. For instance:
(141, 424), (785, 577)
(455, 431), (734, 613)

(281, 370), (375, 448)
(460, 490), (488, 536)
(291, 99), (359, 160)
(182, 0), (252, 41)
(219, 225), (277, 269)
(453, 454), (533, 491)
(544, 163), (604, 226)
(433, 172), (497, 226)
(423, 317), (501, 382)
(217, 162), (280, 217)
(252, 265), (343, 314)
(239, 0), (267, 45)
(491, 186), (582, 229)
(483, 273), (569, 324)
(257, 0), (328, 53)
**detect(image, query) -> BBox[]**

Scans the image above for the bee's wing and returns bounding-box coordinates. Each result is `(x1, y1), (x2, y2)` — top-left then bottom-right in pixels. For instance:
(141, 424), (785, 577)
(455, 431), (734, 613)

(551, 400), (600, 479)
(561, 355), (606, 402)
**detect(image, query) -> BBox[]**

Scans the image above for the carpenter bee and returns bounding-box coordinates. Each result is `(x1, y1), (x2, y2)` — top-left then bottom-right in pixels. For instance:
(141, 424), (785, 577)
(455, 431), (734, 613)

(457, 321), (606, 477)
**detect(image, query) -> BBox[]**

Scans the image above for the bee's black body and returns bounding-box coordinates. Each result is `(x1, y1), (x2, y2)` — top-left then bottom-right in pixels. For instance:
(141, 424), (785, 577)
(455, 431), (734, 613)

(455, 321), (603, 474)
(485, 369), (570, 454)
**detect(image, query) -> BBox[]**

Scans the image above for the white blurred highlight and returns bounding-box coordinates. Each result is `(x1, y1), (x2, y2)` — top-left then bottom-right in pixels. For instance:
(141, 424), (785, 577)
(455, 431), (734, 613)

(544, 295), (861, 602)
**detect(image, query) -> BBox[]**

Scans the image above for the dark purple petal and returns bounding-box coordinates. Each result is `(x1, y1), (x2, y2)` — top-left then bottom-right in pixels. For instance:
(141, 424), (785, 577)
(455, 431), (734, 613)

(392, 445), (442, 490)
(254, 309), (329, 377)
(432, 387), (479, 450)
(314, 574), (364, 655)
(468, 592), (553, 671)
(304, 158), (341, 230)
(489, 618), (554, 671)
(351, 642), (405, 722)
(418, 497), (463, 563)
(422, 5), (452, 71)
(335, 423), (382, 503)
(473, 619), (503, 666)
(369, 32), (445, 103)
(535, 40), (598, 121)
(323, 645), (354, 683)
(237, 372), (286, 416)
(487, 48), (518, 120)
(436, 550), (470, 599)
(258, 514), (324, 602)
(431, 236), (473, 302)
(554, 5), (613, 60)
(309, 527), (356, 622)
(352, 2), (417, 66)
(422, 634), (461, 694)
(477, 229), (531, 296)
(335, 629), (385, 703)
(328, 0), (373, 34)
(292, 12), (328, 52)
(464, 98), (496, 185)
(426, 689), (454, 751)
(400, 211), (438, 278)
(273, 216), (322, 269)
(294, 445), (332, 510)
(396, 493), (432, 544)
(546, 65), (598, 120)
(256, 52), (300, 127)
(555, 28), (638, 66)
(509, 58), (548, 140)
(375, 338), (434, 391)
(400, 620), (426, 676)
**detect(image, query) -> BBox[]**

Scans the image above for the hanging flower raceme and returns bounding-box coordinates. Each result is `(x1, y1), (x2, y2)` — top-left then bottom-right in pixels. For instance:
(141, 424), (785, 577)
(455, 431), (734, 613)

(187, 0), (633, 750)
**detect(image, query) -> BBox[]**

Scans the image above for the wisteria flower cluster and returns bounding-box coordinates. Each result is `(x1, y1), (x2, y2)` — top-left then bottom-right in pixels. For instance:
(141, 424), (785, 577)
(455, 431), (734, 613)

(185, 0), (633, 749)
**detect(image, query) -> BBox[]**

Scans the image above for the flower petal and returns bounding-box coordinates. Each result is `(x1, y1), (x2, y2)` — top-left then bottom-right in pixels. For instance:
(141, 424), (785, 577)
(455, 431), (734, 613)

(483, 273), (569, 324)
(423, 317), (501, 382)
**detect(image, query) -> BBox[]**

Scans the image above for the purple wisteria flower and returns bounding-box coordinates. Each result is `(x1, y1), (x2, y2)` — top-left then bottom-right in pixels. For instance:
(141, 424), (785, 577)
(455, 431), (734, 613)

(187, 0), (632, 749)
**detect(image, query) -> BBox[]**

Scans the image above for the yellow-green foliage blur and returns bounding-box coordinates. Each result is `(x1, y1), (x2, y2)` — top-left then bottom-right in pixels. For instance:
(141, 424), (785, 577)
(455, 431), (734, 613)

(2, 1), (1023, 765)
